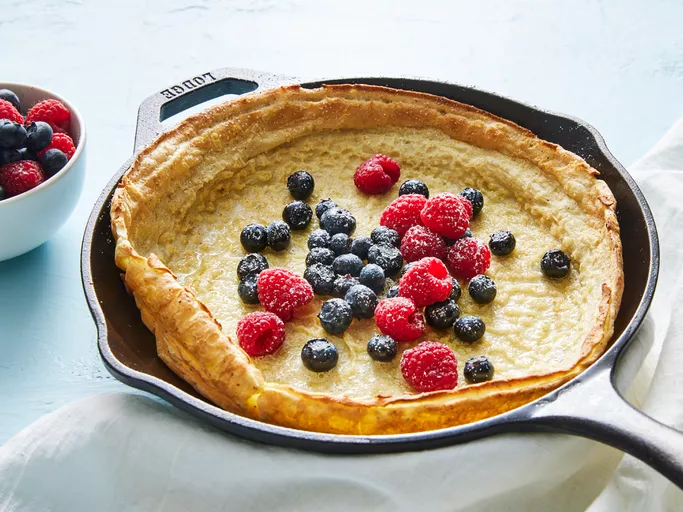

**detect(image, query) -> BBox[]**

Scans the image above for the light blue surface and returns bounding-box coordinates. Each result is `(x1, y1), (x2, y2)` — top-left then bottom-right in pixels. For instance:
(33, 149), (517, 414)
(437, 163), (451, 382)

(1, 0), (683, 444)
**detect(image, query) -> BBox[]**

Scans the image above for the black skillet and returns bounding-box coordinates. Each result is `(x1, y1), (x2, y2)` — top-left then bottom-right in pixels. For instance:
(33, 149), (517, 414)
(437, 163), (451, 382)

(82, 67), (683, 488)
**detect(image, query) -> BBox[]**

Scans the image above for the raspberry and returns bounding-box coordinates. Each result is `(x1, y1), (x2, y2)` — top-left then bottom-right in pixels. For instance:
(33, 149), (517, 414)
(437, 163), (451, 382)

(353, 154), (400, 195)
(257, 268), (314, 321)
(401, 341), (458, 392)
(0, 99), (24, 124)
(379, 194), (427, 237)
(370, 154), (400, 181)
(37, 133), (76, 159)
(375, 297), (425, 342)
(236, 312), (286, 357)
(459, 196), (473, 219)
(0, 160), (44, 197)
(420, 193), (470, 239)
(446, 237), (491, 279)
(25, 99), (71, 134)
(400, 225), (446, 263)
(399, 257), (452, 307)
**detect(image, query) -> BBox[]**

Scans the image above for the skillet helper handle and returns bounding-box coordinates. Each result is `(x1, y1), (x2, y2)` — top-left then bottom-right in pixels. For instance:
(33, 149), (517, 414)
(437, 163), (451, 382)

(133, 67), (294, 153)
(529, 366), (683, 489)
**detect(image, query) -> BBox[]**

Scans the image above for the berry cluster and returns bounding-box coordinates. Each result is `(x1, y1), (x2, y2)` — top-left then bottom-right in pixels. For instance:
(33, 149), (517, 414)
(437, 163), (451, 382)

(235, 155), (572, 389)
(236, 172), (318, 356)
(239, 170), (318, 255)
(236, 264), (314, 351)
(372, 184), (496, 345)
(306, 202), (395, 346)
(0, 89), (76, 200)
(357, 173), (506, 391)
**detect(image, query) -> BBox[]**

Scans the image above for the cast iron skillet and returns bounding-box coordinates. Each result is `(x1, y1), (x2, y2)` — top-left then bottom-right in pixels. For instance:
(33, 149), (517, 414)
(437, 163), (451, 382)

(82, 67), (683, 488)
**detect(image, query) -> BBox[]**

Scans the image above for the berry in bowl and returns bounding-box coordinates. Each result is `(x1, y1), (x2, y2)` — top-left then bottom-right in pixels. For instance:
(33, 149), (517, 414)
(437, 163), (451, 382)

(0, 83), (85, 261)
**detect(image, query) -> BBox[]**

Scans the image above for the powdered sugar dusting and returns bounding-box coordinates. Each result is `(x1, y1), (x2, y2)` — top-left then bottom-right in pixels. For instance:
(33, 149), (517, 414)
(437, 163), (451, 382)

(400, 225), (447, 262)
(380, 194), (427, 237)
(398, 257), (453, 307)
(375, 297), (425, 342)
(420, 192), (470, 239)
(257, 268), (314, 321)
(446, 238), (491, 279)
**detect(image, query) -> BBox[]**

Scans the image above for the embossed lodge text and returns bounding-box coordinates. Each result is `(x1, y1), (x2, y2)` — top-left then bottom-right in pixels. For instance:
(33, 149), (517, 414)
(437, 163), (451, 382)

(160, 72), (217, 99)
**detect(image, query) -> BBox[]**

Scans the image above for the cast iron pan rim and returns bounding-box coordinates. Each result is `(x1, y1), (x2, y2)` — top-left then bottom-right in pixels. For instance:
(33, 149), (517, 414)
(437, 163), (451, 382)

(81, 74), (659, 451)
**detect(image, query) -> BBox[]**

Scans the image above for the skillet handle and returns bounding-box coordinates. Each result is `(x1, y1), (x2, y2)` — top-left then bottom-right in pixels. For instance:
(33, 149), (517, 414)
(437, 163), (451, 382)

(133, 67), (294, 153)
(528, 365), (683, 489)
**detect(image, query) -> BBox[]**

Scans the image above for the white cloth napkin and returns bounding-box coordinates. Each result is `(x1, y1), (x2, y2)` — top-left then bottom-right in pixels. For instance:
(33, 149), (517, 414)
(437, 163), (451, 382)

(2, 120), (683, 512)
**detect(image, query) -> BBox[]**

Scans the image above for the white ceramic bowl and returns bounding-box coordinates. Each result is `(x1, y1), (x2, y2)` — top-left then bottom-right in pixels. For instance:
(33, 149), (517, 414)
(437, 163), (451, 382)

(0, 82), (86, 261)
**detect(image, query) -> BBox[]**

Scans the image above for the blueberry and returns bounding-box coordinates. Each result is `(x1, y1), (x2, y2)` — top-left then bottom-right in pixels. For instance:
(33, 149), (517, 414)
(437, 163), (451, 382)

(287, 171), (314, 200)
(320, 207), (356, 235)
(41, 149), (68, 177)
(425, 299), (460, 329)
(489, 230), (516, 256)
(267, 221), (291, 251)
(332, 254), (363, 277)
(17, 148), (38, 161)
(371, 226), (400, 248)
(400, 262), (414, 277)
(315, 198), (336, 220)
(301, 338), (338, 372)
(367, 334), (397, 362)
(450, 278), (462, 302)
(464, 356), (495, 383)
(238, 274), (260, 304)
(350, 236), (373, 260)
(344, 284), (379, 319)
(468, 275), (497, 304)
(24, 122), (53, 152)
(399, 179), (429, 198)
(282, 200), (313, 230)
(240, 224), (268, 252)
(367, 244), (403, 277)
(237, 253), (268, 280)
(0, 89), (20, 111)
(359, 264), (385, 294)
(308, 229), (331, 250)
(0, 185), (5, 201)
(0, 120), (27, 149)
(461, 229), (473, 239)
(306, 247), (336, 267)
(333, 275), (360, 298)
(459, 187), (484, 216)
(318, 298), (353, 335)
(386, 285), (399, 298)
(0, 148), (20, 165)
(304, 263), (336, 295)
(329, 233), (352, 255)
(541, 249), (571, 278)
(454, 316), (486, 343)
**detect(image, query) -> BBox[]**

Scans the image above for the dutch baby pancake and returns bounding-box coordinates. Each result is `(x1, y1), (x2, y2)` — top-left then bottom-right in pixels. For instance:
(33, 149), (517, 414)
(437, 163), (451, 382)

(111, 84), (623, 434)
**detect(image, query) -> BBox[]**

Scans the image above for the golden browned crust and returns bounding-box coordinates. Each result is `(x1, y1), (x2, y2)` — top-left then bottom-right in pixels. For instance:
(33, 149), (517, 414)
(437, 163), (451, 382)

(111, 84), (623, 435)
